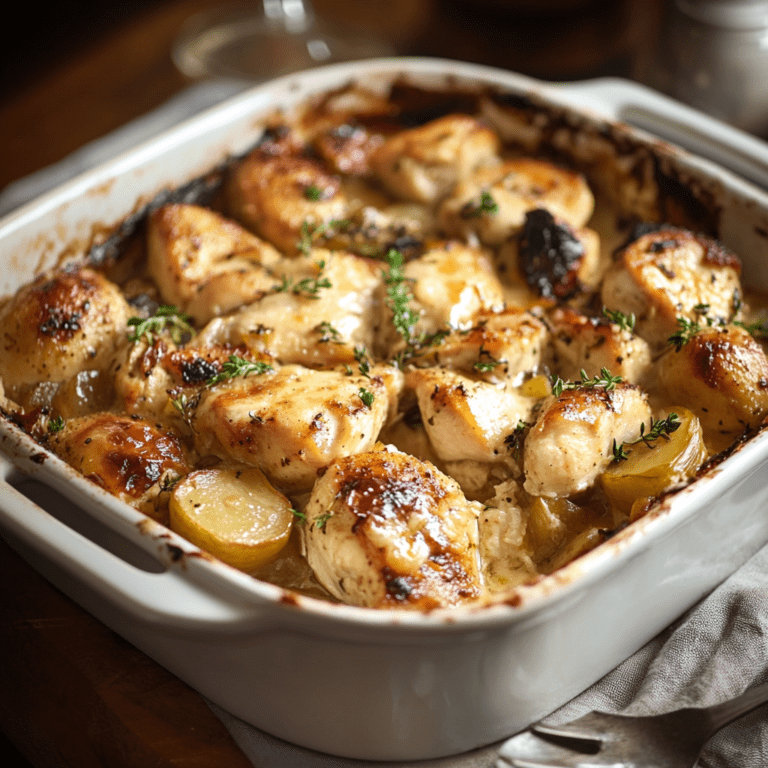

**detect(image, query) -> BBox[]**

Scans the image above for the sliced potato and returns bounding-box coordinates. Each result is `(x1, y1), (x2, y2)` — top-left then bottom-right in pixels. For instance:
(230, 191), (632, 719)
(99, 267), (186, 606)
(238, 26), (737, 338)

(169, 467), (293, 571)
(600, 407), (707, 517)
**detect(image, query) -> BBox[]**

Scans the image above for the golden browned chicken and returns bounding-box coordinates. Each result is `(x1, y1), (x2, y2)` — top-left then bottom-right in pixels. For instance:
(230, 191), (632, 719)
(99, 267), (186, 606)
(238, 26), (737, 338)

(302, 446), (484, 609)
(0, 266), (131, 402)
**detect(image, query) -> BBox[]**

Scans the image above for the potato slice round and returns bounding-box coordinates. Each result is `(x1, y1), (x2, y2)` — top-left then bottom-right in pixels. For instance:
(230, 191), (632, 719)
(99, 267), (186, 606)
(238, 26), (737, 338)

(169, 467), (293, 571)
(600, 408), (707, 518)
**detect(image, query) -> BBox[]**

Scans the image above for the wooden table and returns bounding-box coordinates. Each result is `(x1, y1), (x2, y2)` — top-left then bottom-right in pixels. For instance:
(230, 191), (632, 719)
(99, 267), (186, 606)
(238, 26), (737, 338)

(0, 1), (663, 764)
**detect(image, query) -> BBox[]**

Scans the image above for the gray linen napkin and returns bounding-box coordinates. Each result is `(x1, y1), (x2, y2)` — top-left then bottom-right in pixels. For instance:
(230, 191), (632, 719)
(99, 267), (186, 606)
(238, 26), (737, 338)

(4, 82), (767, 768)
(498, 542), (768, 768)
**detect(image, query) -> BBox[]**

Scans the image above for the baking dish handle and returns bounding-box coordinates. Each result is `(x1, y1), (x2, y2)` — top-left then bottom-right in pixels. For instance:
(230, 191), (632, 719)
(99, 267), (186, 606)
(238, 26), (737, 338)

(0, 458), (278, 634)
(554, 77), (768, 190)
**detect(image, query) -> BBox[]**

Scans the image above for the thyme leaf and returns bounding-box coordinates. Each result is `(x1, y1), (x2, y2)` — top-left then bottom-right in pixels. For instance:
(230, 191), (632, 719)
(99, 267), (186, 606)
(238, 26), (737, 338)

(460, 190), (499, 219)
(206, 355), (274, 386)
(316, 321), (343, 344)
(551, 367), (623, 397)
(602, 307), (636, 332)
(384, 248), (419, 343)
(668, 317), (701, 351)
(47, 415), (65, 433)
(275, 259), (332, 298)
(297, 218), (350, 256)
(358, 387), (375, 407)
(127, 305), (194, 345)
(612, 413), (682, 462)
(733, 319), (768, 339)
(473, 344), (505, 372)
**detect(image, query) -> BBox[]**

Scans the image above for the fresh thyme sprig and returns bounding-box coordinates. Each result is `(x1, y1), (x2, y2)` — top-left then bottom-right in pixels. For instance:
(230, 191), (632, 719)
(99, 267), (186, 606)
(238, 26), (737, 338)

(473, 344), (505, 372)
(358, 387), (375, 407)
(382, 248), (449, 366)
(460, 190), (499, 219)
(127, 305), (194, 345)
(297, 218), (350, 256)
(315, 511), (334, 530)
(170, 392), (190, 415)
(316, 321), (343, 344)
(47, 415), (65, 433)
(384, 248), (419, 343)
(551, 367), (623, 397)
(206, 355), (274, 386)
(602, 307), (636, 332)
(504, 419), (531, 460)
(668, 317), (701, 351)
(275, 259), (332, 298)
(304, 184), (323, 201)
(733, 318), (768, 338)
(611, 413), (681, 462)
(354, 346), (372, 379)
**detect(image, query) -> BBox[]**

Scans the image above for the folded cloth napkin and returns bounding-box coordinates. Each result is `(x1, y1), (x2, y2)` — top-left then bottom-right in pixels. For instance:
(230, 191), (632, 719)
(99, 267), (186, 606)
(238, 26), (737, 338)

(4, 81), (767, 768)
(206, 540), (768, 768)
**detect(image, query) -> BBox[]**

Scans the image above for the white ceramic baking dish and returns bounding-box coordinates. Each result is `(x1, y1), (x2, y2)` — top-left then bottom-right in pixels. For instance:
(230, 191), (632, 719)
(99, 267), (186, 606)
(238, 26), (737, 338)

(1, 58), (768, 762)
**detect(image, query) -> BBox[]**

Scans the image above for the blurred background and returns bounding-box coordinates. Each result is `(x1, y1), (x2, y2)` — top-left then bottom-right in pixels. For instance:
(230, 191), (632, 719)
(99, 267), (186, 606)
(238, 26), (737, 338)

(1, 0), (670, 194)
(6, 0), (768, 198)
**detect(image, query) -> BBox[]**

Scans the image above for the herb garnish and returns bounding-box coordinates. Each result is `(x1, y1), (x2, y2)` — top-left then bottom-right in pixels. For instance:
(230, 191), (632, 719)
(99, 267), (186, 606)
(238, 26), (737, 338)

(733, 319), (768, 338)
(473, 344), (505, 372)
(602, 307), (636, 332)
(358, 387), (375, 407)
(304, 184), (323, 201)
(354, 346), (372, 379)
(384, 248), (419, 343)
(611, 413), (681, 462)
(47, 415), (65, 433)
(275, 259), (332, 298)
(297, 218), (350, 256)
(206, 355), (274, 386)
(504, 419), (531, 460)
(668, 317), (701, 351)
(551, 367), (623, 397)
(127, 305), (194, 345)
(461, 190), (499, 218)
(315, 511), (334, 530)
(383, 248), (448, 365)
(316, 321), (343, 344)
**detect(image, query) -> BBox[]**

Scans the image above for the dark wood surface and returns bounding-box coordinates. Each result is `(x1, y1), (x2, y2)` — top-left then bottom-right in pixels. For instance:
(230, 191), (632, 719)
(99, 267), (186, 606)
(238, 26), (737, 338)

(0, 1), (664, 764)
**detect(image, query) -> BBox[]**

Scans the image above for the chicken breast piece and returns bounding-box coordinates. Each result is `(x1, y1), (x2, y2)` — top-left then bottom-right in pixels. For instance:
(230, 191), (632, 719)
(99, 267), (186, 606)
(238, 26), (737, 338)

(190, 364), (403, 493)
(147, 203), (283, 325)
(546, 307), (652, 385)
(407, 367), (536, 465)
(227, 146), (350, 254)
(523, 381), (652, 498)
(302, 446), (484, 609)
(194, 249), (382, 368)
(311, 121), (385, 176)
(479, 478), (536, 591)
(658, 324), (768, 439)
(48, 413), (190, 522)
(601, 226), (742, 350)
(369, 114), (500, 204)
(414, 308), (548, 384)
(0, 266), (132, 400)
(383, 240), (505, 356)
(439, 158), (595, 246)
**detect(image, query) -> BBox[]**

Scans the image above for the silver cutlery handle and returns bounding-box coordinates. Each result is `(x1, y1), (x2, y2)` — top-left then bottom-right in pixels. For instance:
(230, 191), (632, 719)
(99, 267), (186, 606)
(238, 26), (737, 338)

(706, 680), (768, 733)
